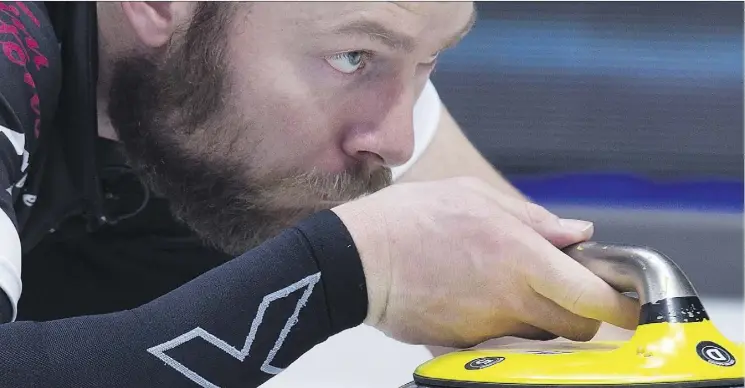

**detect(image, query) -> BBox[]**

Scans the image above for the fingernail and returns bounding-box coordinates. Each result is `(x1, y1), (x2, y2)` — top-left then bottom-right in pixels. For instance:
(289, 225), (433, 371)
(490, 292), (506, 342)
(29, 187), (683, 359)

(559, 219), (594, 233)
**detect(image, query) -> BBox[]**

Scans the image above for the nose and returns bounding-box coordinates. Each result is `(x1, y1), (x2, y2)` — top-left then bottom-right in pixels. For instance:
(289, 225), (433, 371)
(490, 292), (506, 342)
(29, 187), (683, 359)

(341, 85), (416, 168)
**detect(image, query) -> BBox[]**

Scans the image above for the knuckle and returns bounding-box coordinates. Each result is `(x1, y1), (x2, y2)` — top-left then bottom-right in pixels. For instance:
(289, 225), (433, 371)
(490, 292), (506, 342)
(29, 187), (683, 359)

(567, 320), (601, 342)
(564, 282), (589, 310)
(522, 201), (557, 226)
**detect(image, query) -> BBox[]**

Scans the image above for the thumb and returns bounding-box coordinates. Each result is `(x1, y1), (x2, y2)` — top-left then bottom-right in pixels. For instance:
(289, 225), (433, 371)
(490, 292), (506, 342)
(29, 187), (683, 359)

(511, 200), (595, 248)
(459, 178), (593, 247)
(527, 238), (640, 330)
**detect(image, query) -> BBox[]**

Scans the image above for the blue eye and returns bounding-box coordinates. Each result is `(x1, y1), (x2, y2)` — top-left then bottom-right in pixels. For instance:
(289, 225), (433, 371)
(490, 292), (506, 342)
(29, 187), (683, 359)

(325, 51), (367, 74)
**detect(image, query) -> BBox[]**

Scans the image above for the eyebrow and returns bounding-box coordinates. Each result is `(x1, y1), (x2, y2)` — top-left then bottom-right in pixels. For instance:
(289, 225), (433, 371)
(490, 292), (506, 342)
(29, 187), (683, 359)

(332, 20), (416, 52)
(330, 6), (477, 53)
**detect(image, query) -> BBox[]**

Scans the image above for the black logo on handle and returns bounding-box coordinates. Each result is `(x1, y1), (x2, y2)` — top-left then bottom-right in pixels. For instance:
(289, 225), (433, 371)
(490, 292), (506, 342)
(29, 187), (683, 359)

(464, 357), (505, 370)
(696, 341), (736, 367)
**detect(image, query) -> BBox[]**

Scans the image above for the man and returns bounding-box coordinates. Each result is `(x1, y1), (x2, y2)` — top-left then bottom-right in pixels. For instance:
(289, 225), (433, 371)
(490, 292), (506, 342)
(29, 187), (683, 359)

(0, 2), (638, 387)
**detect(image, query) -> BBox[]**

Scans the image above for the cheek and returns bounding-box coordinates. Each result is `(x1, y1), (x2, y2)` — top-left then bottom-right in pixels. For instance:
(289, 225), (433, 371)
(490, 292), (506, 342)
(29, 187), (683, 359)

(221, 61), (346, 172)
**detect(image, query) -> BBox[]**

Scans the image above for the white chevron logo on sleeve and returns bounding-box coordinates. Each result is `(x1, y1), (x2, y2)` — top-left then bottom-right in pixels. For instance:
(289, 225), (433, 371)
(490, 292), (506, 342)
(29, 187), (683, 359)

(0, 124), (25, 156)
(147, 272), (322, 388)
(0, 124), (28, 193)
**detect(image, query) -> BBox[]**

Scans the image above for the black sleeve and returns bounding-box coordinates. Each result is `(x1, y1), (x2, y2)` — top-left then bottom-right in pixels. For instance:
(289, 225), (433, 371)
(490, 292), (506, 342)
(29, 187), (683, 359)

(0, 210), (369, 388)
(0, 2), (61, 322)
(0, 1), (60, 222)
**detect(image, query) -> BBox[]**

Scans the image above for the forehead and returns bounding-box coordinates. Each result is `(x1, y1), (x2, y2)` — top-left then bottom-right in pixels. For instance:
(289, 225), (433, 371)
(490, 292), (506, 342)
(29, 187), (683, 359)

(247, 2), (474, 41)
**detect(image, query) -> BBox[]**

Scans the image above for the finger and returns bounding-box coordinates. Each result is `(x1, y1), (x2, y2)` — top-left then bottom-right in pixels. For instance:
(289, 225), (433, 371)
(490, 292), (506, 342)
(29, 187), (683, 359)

(524, 232), (641, 330)
(462, 179), (594, 248)
(510, 201), (594, 248)
(519, 291), (603, 341)
(474, 331), (558, 351)
(503, 323), (560, 341)
(470, 322), (558, 346)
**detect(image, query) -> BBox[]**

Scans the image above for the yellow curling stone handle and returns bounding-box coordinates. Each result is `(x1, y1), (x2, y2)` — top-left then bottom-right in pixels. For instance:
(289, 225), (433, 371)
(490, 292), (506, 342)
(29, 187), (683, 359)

(406, 242), (744, 387)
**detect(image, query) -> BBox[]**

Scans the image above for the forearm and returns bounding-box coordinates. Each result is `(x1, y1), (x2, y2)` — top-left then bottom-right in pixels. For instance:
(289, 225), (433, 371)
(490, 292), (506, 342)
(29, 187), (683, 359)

(0, 210), (367, 388)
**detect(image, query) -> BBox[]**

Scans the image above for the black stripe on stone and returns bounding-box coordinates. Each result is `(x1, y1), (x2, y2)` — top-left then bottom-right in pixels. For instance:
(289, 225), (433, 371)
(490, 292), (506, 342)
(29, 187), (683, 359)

(639, 296), (710, 325)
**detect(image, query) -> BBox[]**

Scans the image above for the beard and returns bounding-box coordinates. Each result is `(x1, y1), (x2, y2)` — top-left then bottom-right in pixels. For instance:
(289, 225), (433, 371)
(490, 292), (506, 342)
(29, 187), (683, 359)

(105, 3), (392, 256)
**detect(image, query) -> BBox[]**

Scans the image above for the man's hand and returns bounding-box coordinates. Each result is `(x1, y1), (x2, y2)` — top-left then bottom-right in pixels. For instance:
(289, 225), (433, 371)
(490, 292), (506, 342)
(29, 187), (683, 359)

(332, 177), (639, 348)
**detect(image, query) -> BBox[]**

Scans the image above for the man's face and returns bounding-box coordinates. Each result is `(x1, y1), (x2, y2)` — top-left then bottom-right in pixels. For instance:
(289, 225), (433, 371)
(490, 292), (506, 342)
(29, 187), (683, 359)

(107, 2), (475, 255)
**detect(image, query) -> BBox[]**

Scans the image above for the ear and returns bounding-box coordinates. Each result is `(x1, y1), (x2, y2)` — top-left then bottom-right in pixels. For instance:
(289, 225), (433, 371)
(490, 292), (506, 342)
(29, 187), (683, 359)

(120, 2), (193, 48)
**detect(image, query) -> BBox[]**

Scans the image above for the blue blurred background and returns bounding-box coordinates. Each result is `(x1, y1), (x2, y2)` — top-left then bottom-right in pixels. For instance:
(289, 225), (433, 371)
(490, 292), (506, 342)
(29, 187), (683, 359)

(431, 2), (744, 298)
